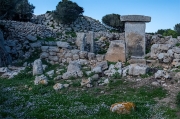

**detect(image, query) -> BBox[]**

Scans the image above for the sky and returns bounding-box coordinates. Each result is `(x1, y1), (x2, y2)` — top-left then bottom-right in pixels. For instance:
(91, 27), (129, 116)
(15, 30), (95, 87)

(29, 0), (180, 32)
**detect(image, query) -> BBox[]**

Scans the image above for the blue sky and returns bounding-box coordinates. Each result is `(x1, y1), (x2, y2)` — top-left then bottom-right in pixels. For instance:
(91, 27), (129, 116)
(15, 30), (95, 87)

(29, 0), (180, 32)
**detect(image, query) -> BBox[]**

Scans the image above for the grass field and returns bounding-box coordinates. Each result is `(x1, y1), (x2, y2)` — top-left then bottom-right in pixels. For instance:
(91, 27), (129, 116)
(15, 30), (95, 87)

(0, 67), (178, 119)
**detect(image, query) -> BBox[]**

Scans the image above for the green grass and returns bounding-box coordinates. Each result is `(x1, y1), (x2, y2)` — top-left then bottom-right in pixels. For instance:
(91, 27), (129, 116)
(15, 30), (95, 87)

(140, 72), (153, 78)
(0, 69), (178, 119)
(44, 37), (56, 41)
(65, 31), (77, 37)
(176, 43), (180, 47)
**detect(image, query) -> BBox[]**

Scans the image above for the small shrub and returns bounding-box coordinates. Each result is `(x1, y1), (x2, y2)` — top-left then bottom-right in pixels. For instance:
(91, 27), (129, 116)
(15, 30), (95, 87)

(140, 73), (153, 78)
(44, 37), (56, 41)
(112, 72), (121, 79)
(65, 31), (77, 37)
(176, 43), (180, 47)
(107, 61), (116, 66)
(46, 11), (52, 14)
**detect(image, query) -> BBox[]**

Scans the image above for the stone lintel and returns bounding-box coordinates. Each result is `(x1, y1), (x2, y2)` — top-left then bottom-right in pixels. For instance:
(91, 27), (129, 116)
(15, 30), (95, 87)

(120, 15), (151, 22)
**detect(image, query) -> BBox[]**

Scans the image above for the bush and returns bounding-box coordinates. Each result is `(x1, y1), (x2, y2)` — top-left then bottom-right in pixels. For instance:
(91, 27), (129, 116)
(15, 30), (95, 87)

(102, 14), (124, 32)
(0, 0), (34, 21)
(174, 23), (180, 35)
(156, 29), (178, 38)
(163, 29), (178, 38)
(156, 29), (166, 35)
(53, 0), (84, 24)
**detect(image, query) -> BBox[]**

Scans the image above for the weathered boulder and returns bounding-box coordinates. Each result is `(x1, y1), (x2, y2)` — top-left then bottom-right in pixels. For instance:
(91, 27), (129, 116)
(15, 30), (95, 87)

(104, 62), (122, 77)
(157, 53), (172, 63)
(53, 83), (63, 91)
(46, 70), (54, 78)
(95, 61), (108, 71)
(81, 77), (92, 87)
(26, 34), (37, 41)
(34, 75), (48, 85)
(151, 44), (172, 58)
(62, 60), (83, 79)
(40, 52), (49, 58)
(1, 66), (25, 79)
(155, 70), (170, 79)
(33, 59), (43, 76)
(57, 41), (70, 48)
(110, 102), (135, 114)
(172, 59), (180, 67)
(92, 66), (102, 73)
(105, 40), (126, 62)
(128, 64), (149, 76)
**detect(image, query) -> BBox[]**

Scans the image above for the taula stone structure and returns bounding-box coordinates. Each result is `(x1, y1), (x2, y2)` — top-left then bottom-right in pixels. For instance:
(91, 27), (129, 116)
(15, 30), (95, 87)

(121, 15), (151, 61)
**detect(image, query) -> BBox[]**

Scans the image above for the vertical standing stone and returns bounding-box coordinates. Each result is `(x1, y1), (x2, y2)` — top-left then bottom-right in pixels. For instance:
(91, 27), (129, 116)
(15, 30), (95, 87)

(86, 31), (95, 53)
(121, 15), (151, 60)
(105, 40), (126, 62)
(76, 33), (85, 51)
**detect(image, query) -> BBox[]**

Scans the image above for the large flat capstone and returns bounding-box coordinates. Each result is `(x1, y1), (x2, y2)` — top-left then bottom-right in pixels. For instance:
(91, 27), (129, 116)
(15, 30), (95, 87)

(120, 15), (151, 22)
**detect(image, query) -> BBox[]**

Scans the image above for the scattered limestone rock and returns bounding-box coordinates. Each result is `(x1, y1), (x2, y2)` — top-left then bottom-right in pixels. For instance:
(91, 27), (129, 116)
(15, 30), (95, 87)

(64, 84), (70, 88)
(46, 70), (54, 78)
(53, 83), (63, 91)
(128, 64), (149, 76)
(57, 41), (70, 48)
(152, 81), (160, 86)
(1, 66), (25, 79)
(104, 62), (122, 77)
(155, 70), (170, 79)
(34, 75), (48, 85)
(54, 75), (62, 80)
(33, 59), (43, 76)
(81, 77), (92, 87)
(95, 61), (108, 71)
(62, 60), (83, 79)
(172, 59), (180, 67)
(110, 102), (135, 114)
(26, 34), (37, 41)
(92, 66), (102, 73)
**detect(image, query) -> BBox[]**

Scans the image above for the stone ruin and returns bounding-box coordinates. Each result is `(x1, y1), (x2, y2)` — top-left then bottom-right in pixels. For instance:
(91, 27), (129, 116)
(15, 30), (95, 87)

(105, 15), (151, 63)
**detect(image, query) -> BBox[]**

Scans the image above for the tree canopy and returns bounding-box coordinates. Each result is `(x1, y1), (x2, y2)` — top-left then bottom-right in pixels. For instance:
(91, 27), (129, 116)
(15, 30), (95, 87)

(0, 0), (35, 21)
(102, 14), (124, 32)
(53, 0), (84, 24)
(174, 23), (180, 35)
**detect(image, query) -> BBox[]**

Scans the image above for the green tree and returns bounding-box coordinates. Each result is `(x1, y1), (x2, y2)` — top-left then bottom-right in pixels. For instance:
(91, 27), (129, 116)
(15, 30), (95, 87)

(53, 0), (84, 24)
(163, 29), (178, 38)
(0, 0), (22, 19)
(102, 14), (124, 32)
(174, 23), (180, 35)
(156, 29), (166, 35)
(13, 0), (35, 21)
(0, 0), (34, 21)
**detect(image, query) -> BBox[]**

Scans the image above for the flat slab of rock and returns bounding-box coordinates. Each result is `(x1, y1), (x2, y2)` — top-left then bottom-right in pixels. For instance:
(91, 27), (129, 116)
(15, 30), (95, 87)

(57, 41), (70, 48)
(120, 15), (151, 22)
(105, 40), (126, 62)
(128, 64), (149, 76)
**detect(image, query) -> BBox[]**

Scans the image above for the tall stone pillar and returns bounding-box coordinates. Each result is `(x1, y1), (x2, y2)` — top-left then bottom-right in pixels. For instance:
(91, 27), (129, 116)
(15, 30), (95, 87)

(120, 15), (151, 63)
(86, 31), (95, 53)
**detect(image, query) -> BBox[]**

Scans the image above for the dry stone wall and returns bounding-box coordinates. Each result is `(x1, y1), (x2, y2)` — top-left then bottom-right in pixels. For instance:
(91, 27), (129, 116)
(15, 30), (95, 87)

(0, 12), (128, 65)
(31, 13), (107, 33)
